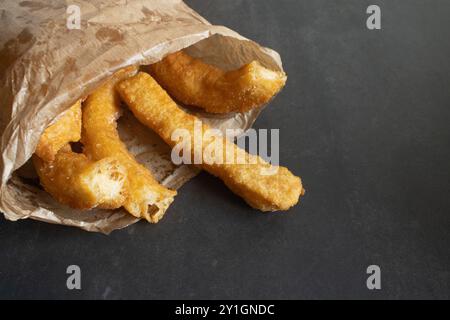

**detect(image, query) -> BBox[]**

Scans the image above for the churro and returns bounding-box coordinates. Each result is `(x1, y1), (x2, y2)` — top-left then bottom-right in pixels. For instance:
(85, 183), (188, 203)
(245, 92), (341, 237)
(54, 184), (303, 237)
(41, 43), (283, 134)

(149, 51), (287, 114)
(117, 72), (303, 211)
(82, 68), (176, 222)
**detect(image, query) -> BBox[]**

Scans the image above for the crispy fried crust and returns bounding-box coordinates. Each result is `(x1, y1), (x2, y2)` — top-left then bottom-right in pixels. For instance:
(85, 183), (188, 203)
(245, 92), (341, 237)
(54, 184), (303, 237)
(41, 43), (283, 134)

(117, 72), (304, 211)
(34, 145), (128, 210)
(34, 98), (127, 210)
(35, 101), (82, 162)
(149, 51), (287, 114)
(82, 67), (176, 223)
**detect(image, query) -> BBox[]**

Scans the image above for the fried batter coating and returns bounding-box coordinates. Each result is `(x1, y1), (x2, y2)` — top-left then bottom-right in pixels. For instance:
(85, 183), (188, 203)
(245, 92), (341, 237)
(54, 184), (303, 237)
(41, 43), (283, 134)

(33, 145), (128, 210)
(35, 101), (82, 162)
(82, 67), (176, 223)
(34, 99), (127, 210)
(117, 72), (303, 211)
(149, 51), (287, 114)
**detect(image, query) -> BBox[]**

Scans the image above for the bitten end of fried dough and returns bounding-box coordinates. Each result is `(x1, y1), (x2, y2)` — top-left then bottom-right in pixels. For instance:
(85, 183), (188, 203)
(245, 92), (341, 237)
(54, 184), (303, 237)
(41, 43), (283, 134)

(232, 61), (287, 113)
(124, 186), (176, 223)
(86, 157), (128, 210)
(149, 51), (287, 114)
(33, 149), (128, 210)
(148, 192), (176, 223)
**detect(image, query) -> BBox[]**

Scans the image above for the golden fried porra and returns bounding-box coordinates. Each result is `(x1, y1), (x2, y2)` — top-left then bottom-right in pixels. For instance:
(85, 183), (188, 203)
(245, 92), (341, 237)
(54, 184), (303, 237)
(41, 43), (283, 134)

(117, 72), (303, 211)
(35, 101), (82, 162)
(33, 145), (128, 210)
(82, 67), (176, 223)
(149, 51), (287, 114)
(33, 100), (127, 210)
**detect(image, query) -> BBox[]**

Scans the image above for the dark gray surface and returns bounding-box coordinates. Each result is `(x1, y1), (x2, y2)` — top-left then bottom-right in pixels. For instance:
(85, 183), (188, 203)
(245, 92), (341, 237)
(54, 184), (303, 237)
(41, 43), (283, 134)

(1, 0), (449, 299)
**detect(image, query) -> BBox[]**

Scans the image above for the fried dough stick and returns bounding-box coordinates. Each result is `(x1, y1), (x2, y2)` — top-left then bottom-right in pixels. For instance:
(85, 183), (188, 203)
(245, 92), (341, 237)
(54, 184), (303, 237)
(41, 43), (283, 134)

(35, 100), (82, 162)
(149, 51), (287, 114)
(82, 68), (176, 223)
(117, 72), (303, 211)
(33, 102), (127, 210)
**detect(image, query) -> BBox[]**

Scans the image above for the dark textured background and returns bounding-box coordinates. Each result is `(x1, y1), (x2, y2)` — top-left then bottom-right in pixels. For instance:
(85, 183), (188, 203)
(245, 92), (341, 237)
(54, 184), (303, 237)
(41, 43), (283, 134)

(1, 0), (449, 299)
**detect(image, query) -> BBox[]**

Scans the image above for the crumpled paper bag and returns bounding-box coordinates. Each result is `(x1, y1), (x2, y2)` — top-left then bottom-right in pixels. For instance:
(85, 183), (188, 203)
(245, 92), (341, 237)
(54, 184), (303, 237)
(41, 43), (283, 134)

(0, 0), (285, 233)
